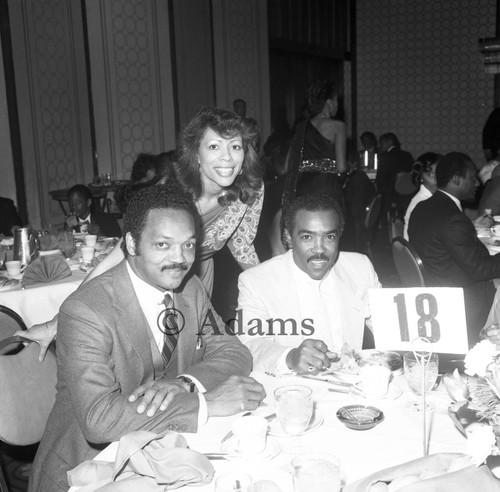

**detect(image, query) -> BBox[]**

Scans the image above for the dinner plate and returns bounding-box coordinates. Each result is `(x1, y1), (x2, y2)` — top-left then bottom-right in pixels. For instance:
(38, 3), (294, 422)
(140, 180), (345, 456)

(355, 382), (403, 401)
(220, 436), (281, 462)
(268, 412), (324, 437)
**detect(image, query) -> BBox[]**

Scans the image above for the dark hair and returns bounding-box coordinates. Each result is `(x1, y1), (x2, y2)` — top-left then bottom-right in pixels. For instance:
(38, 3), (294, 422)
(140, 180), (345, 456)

(68, 184), (92, 201)
(360, 131), (377, 147)
(233, 98), (246, 107)
(175, 106), (262, 205)
(122, 185), (199, 257)
(436, 152), (475, 188)
(130, 153), (157, 183)
(155, 150), (178, 182)
(379, 133), (400, 150)
(306, 80), (336, 117)
(281, 193), (345, 249)
(411, 152), (442, 185)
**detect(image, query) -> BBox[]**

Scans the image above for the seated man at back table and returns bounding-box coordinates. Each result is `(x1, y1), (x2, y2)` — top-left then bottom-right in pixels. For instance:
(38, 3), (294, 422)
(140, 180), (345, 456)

(237, 193), (381, 376)
(29, 186), (264, 492)
(408, 152), (500, 345)
(65, 184), (122, 237)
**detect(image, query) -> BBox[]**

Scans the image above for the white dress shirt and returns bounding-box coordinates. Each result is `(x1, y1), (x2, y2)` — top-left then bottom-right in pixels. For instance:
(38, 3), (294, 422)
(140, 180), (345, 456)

(404, 184), (433, 240)
(126, 262), (207, 424)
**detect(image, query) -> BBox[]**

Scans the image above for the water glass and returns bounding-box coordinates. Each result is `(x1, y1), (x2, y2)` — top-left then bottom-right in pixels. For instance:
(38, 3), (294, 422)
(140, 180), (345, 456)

(292, 453), (342, 492)
(404, 352), (439, 411)
(214, 472), (253, 492)
(59, 231), (76, 259)
(274, 385), (313, 436)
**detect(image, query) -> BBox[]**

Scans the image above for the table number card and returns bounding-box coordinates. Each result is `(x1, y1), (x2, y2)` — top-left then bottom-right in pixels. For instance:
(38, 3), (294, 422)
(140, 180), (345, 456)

(368, 288), (468, 354)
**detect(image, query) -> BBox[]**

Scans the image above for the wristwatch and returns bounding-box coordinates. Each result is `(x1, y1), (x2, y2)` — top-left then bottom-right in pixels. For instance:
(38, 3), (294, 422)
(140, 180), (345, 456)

(176, 375), (196, 393)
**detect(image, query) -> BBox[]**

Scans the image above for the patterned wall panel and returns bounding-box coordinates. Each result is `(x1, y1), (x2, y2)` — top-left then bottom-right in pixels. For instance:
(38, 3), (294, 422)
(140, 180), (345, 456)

(356, 0), (496, 167)
(9, 0), (94, 226)
(89, 0), (175, 180)
(212, 0), (271, 144)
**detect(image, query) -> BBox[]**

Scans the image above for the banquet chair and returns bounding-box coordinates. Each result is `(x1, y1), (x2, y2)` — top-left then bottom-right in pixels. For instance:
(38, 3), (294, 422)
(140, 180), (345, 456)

(364, 194), (382, 257)
(0, 305), (27, 342)
(388, 217), (404, 243)
(0, 336), (57, 446)
(391, 237), (426, 287)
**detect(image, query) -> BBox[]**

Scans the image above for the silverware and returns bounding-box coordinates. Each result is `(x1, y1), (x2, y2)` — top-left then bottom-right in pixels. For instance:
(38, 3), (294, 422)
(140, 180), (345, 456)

(300, 374), (365, 396)
(220, 412), (277, 444)
(203, 453), (231, 460)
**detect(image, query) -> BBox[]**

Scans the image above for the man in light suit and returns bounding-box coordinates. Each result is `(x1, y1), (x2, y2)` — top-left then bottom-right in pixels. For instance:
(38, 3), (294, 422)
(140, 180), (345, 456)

(30, 186), (263, 492)
(237, 193), (381, 376)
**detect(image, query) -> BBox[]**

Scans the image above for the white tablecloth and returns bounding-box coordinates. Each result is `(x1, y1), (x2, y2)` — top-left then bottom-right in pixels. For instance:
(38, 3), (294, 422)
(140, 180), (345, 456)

(68, 372), (467, 491)
(0, 269), (85, 327)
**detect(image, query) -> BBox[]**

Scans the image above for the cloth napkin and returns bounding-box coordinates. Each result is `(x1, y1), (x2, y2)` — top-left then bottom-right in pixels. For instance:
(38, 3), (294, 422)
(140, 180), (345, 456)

(343, 453), (499, 492)
(38, 234), (60, 251)
(67, 430), (214, 491)
(21, 255), (71, 287)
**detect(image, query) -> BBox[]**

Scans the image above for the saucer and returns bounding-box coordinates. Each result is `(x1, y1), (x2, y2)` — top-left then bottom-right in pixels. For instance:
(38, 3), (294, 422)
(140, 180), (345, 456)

(221, 436), (281, 462)
(355, 382), (402, 400)
(268, 412), (324, 437)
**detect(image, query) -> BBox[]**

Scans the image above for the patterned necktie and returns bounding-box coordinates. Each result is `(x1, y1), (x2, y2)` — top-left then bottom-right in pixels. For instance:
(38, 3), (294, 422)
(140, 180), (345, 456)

(161, 293), (179, 364)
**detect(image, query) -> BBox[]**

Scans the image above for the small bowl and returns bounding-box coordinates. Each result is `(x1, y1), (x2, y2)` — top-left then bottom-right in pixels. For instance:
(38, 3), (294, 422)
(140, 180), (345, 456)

(336, 405), (384, 431)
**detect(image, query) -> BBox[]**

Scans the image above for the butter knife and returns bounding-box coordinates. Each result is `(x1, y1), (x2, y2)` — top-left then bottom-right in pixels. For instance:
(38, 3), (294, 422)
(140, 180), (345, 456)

(220, 412), (277, 444)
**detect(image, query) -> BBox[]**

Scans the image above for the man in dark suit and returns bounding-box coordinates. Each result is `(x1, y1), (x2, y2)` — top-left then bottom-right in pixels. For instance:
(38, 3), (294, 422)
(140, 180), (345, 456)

(0, 196), (22, 236)
(408, 152), (500, 345)
(29, 186), (263, 492)
(65, 184), (122, 237)
(375, 133), (414, 220)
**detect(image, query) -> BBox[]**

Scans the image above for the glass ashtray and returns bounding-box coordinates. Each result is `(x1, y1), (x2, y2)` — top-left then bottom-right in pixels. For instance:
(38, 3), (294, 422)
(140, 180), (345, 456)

(336, 405), (384, 431)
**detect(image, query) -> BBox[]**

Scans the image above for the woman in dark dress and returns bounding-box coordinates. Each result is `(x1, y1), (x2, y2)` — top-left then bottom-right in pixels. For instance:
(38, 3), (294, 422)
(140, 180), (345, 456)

(269, 80), (347, 256)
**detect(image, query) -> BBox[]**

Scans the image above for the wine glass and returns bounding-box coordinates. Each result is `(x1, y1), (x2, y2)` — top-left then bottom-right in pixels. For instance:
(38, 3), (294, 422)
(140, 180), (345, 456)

(404, 352), (439, 412)
(274, 385), (313, 437)
(58, 231), (76, 259)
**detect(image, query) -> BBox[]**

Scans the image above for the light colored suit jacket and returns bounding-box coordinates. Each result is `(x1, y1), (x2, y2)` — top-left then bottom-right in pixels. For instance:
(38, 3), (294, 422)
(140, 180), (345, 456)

(29, 261), (251, 492)
(237, 250), (381, 374)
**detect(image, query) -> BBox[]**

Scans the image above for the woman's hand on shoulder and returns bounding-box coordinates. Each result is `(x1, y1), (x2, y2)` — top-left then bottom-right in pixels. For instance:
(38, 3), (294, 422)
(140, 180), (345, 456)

(14, 317), (58, 361)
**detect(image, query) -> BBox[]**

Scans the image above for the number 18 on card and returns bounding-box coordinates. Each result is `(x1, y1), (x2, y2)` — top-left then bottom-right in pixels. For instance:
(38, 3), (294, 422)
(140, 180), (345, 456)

(368, 288), (468, 354)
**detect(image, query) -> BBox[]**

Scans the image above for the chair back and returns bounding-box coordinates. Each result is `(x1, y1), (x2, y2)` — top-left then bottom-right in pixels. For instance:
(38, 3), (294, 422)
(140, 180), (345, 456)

(391, 237), (426, 287)
(388, 218), (404, 243)
(0, 336), (57, 446)
(0, 305), (27, 342)
(364, 194), (382, 230)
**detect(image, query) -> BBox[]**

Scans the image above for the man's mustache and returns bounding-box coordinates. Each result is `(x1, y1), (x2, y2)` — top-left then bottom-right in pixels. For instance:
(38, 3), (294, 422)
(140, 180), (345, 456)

(307, 254), (329, 263)
(161, 263), (189, 271)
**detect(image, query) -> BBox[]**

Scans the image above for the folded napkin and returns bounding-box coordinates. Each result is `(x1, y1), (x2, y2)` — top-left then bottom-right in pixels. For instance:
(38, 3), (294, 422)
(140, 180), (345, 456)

(39, 234), (60, 251)
(68, 430), (214, 491)
(21, 256), (71, 287)
(343, 453), (499, 492)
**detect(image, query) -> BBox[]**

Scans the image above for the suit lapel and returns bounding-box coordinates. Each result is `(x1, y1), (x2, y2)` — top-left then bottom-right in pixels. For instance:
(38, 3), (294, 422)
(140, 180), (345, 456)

(111, 261), (156, 380)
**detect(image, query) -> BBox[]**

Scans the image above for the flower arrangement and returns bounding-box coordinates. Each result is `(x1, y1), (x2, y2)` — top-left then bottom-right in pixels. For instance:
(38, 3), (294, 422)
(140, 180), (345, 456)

(462, 339), (500, 464)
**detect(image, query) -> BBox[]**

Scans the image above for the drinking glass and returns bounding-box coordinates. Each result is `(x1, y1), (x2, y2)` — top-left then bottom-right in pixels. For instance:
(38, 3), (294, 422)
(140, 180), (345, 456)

(0, 247), (6, 269)
(404, 352), (439, 412)
(292, 453), (342, 492)
(58, 231), (76, 259)
(214, 472), (253, 492)
(274, 385), (313, 436)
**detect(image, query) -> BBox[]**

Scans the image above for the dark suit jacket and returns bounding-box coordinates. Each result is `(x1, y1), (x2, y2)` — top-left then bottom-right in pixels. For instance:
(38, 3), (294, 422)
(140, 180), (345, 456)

(29, 261), (252, 492)
(408, 190), (500, 344)
(0, 197), (21, 236)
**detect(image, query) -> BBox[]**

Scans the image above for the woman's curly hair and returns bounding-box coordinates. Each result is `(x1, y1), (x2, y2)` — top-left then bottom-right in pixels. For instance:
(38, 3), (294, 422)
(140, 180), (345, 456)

(174, 106), (263, 206)
(411, 152), (442, 185)
(306, 80), (337, 117)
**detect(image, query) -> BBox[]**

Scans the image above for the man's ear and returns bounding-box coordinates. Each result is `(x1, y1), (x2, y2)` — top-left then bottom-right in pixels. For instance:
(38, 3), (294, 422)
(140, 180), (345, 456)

(451, 175), (462, 186)
(283, 228), (293, 250)
(125, 232), (137, 256)
(86, 198), (93, 210)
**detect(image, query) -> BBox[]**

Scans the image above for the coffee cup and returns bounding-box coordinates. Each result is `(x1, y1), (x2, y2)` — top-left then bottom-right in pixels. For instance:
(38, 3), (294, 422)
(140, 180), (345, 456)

(81, 246), (95, 263)
(359, 365), (391, 398)
(5, 260), (22, 277)
(231, 415), (268, 457)
(84, 234), (97, 247)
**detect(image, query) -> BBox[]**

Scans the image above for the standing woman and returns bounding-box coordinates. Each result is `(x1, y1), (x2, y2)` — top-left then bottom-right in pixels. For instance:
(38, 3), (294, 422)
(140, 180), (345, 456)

(403, 152), (441, 241)
(18, 107), (264, 357)
(270, 80), (347, 256)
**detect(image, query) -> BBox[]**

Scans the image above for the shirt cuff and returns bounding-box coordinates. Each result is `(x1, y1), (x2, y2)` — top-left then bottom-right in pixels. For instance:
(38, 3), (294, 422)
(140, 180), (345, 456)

(274, 347), (296, 376)
(197, 393), (208, 426)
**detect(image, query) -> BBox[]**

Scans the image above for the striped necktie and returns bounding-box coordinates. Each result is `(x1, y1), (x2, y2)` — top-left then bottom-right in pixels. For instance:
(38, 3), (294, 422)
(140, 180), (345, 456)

(161, 293), (179, 364)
